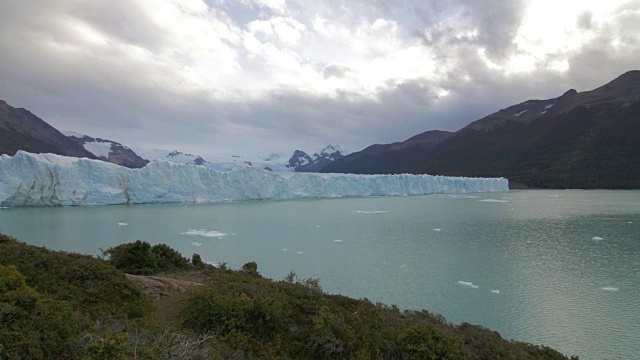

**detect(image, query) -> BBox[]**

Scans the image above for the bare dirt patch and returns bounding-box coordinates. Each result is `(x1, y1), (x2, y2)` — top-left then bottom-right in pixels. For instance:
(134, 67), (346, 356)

(125, 273), (206, 324)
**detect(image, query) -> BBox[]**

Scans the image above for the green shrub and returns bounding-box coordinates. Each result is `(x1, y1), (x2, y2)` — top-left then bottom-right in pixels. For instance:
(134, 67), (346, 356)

(396, 324), (467, 360)
(0, 264), (81, 359)
(103, 240), (190, 275)
(241, 261), (259, 275)
(0, 234), (151, 319)
(151, 243), (190, 271)
(191, 253), (204, 268)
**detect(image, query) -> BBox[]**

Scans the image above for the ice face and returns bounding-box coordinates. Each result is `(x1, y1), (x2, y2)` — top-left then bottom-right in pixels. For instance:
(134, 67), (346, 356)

(0, 151), (509, 207)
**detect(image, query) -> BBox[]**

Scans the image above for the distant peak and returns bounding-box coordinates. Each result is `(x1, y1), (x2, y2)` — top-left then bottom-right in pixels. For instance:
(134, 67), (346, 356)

(610, 69), (640, 83)
(319, 144), (346, 155)
(619, 69), (640, 78)
(562, 89), (578, 97)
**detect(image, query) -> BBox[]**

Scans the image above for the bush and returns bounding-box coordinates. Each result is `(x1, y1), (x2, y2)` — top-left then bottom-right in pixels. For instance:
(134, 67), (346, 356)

(0, 264), (81, 359)
(396, 325), (467, 359)
(191, 253), (204, 268)
(0, 234), (151, 319)
(241, 261), (258, 275)
(103, 240), (190, 275)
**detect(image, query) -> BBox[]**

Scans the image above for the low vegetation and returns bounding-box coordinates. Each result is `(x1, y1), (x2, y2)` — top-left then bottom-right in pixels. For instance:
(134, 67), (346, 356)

(0, 233), (577, 359)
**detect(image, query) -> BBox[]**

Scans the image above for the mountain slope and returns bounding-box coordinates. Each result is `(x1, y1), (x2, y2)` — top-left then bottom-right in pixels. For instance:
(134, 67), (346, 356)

(0, 100), (95, 159)
(324, 70), (640, 189)
(65, 132), (148, 169)
(324, 131), (451, 174)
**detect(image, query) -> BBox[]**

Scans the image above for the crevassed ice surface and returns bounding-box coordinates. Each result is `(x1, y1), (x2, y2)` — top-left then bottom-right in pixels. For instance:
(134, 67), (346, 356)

(0, 151), (508, 207)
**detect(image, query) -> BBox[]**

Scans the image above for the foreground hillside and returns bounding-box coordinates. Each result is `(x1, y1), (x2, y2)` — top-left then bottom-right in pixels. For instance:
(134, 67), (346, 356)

(324, 71), (640, 189)
(0, 233), (575, 359)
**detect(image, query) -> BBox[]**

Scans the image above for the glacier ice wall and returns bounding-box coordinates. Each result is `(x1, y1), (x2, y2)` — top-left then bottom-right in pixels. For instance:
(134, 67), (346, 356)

(0, 151), (508, 207)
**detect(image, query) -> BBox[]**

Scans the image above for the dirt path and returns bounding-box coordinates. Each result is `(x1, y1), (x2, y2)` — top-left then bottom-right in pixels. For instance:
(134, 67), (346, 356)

(125, 273), (205, 324)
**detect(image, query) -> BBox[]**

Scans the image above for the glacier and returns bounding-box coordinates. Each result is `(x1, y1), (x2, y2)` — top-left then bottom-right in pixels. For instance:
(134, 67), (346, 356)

(0, 151), (508, 207)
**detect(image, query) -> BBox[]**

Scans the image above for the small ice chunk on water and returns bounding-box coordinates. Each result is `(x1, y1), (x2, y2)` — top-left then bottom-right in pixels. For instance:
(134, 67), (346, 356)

(592, 236), (603, 241)
(297, 251), (304, 254)
(316, 225), (321, 228)
(354, 210), (388, 214)
(491, 289), (500, 294)
(477, 199), (509, 203)
(602, 287), (619, 292)
(117, 222), (128, 226)
(282, 248), (288, 251)
(629, 221), (634, 224)
(458, 281), (479, 289)
(400, 264), (406, 268)
(433, 228), (442, 232)
(333, 239), (343, 242)
(181, 229), (232, 238)
(191, 242), (202, 247)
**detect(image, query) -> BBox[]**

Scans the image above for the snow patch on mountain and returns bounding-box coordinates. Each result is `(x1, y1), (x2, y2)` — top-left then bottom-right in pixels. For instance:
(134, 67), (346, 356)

(63, 131), (147, 168)
(82, 141), (112, 158)
(134, 147), (293, 172)
(0, 151), (508, 207)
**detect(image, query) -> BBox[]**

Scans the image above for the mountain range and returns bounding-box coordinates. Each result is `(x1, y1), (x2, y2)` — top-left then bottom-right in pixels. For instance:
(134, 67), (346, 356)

(0, 100), (345, 172)
(1, 71), (638, 188)
(324, 70), (640, 189)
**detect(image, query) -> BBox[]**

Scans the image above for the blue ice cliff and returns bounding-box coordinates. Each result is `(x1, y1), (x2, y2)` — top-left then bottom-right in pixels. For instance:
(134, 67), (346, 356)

(0, 151), (508, 207)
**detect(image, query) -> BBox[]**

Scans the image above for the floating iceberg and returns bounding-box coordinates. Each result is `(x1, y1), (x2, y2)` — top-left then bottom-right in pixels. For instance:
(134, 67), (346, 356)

(0, 151), (508, 207)
(458, 281), (479, 289)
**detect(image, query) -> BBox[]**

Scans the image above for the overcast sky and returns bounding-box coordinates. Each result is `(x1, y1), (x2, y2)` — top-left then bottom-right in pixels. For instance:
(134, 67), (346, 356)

(0, 0), (638, 157)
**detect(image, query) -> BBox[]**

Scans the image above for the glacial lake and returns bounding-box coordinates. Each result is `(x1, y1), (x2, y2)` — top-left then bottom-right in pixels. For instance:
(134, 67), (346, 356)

(1, 190), (638, 359)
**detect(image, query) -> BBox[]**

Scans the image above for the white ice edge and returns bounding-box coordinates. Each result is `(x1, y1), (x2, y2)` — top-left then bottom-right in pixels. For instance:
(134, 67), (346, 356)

(0, 151), (509, 207)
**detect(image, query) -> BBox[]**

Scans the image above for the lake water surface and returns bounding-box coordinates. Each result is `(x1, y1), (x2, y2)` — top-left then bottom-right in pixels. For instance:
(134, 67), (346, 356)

(1, 190), (638, 359)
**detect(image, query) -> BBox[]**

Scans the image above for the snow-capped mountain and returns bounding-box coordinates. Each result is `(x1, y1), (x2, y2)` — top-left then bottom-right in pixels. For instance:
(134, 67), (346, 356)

(287, 150), (313, 169)
(133, 147), (293, 172)
(287, 145), (347, 172)
(165, 150), (207, 166)
(63, 131), (148, 169)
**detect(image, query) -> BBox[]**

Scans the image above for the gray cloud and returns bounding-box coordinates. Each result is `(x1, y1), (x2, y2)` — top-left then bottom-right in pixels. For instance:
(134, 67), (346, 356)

(0, 0), (637, 158)
(322, 64), (352, 79)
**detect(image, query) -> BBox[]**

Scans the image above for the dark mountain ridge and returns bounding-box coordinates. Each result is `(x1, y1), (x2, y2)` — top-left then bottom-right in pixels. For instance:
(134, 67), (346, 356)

(0, 100), (96, 159)
(324, 71), (640, 189)
(0, 99), (149, 168)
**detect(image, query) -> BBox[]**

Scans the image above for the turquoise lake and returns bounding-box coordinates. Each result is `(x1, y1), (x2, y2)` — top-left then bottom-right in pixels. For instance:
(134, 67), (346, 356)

(0, 190), (638, 359)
